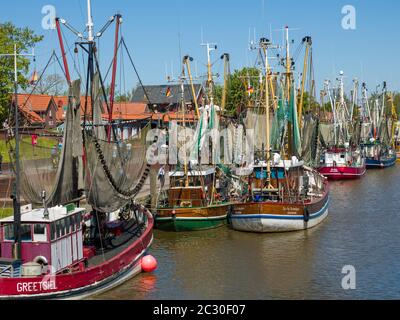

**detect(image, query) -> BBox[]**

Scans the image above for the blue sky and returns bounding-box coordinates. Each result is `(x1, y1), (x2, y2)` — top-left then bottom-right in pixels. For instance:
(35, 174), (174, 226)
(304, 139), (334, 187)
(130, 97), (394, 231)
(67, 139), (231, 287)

(1, 0), (400, 94)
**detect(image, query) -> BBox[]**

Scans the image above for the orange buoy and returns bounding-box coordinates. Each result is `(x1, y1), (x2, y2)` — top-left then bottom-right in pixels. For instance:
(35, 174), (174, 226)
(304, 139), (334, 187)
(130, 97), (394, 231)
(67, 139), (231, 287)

(141, 255), (157, 273)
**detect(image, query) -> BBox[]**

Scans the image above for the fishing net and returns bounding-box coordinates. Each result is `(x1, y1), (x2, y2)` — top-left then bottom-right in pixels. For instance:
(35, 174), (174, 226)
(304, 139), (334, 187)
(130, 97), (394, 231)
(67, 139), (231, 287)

(301, 115), (318, 165)
(243, 107), (268, 153)
(319, 123), (335, 147)
(7, 80), (83, 206)
(84, 74), (150, 213)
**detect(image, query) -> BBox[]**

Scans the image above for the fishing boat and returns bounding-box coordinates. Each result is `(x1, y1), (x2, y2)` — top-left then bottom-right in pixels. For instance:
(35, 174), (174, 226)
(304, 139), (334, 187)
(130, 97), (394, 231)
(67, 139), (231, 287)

(231, 30), (329, 233)
(0, 1), (154, 299)
(155, 45), (231, 231)
(360, 83), (397, 168)
(317, 73), (366, 179)
(395, 121), (400, 161)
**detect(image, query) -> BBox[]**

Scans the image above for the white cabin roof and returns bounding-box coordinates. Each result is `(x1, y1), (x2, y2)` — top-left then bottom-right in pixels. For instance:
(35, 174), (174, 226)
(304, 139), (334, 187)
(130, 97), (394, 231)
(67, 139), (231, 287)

(253, 159), (304, 169)
(169, 168), (215, 177)
(0, 206), (86, 224)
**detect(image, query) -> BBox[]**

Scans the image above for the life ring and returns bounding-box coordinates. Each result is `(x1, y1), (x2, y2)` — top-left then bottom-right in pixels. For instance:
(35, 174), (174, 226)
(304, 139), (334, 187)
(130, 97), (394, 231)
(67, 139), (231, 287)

(33, 256), (48, 266)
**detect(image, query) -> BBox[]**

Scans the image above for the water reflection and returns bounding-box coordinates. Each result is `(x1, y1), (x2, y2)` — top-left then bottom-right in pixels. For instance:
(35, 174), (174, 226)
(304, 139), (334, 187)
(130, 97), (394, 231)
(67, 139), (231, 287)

(96, 165), (400, 299)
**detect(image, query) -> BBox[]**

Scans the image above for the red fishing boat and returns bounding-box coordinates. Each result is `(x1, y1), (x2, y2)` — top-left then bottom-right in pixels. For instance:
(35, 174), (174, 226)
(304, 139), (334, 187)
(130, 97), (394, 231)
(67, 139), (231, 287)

(318, 146), (366, 180)
(318, 72), (366, 180)
(0, 205), (153, 299)
(0, 1), (156, 299)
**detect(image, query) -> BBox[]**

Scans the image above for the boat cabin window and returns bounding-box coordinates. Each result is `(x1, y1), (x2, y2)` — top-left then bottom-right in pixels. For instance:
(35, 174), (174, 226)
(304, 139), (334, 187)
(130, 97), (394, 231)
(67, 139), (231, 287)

(3, 223), (14, 241)
(49, 213), (83, 241)
(2, 223), (31, 242)
(33, 224), (47, 242)
(70, 215), (76, 232)
(21, 224), (32, 242)
(50, 223), (56, 241)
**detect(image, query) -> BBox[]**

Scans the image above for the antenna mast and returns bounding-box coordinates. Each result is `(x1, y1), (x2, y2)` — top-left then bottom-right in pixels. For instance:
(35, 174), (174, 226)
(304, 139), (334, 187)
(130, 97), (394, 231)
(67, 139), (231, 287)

(0, 44), (35, 260)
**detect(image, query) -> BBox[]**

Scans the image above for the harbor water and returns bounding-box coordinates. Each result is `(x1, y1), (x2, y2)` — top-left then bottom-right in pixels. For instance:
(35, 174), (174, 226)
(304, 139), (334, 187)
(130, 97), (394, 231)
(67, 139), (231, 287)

(95, 164), (400, 300)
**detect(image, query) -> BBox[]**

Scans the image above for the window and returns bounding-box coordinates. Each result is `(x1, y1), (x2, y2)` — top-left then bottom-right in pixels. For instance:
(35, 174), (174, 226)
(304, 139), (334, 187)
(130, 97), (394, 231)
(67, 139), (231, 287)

(70, 215), (76, 233)
(21, 224), (32, 242)
(65, 217), (70, 234)
(50, 222), (56, 240)
(60, 219), (66, 237)
(4, 224), (14, 241)
(77, 212), (82, 230)
(56, 220), (61, 238)
(33, 224), (47, 242)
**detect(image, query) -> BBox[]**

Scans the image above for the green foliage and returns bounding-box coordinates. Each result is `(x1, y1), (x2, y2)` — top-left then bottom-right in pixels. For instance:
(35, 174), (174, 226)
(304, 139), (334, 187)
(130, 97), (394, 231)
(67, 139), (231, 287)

(0, 22), (43, 124)
(300, 91), (320, 113)
(214, 67), (262, 117)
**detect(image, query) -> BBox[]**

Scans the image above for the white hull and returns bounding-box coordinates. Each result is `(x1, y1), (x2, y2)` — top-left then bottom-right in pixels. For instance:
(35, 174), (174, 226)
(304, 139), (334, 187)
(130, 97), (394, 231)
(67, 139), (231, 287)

(231, 207), (329, 233)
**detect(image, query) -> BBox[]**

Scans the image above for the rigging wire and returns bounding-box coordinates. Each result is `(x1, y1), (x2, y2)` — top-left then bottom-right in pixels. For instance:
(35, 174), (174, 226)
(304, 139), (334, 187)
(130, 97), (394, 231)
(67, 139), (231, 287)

(121, 37), (153, 108)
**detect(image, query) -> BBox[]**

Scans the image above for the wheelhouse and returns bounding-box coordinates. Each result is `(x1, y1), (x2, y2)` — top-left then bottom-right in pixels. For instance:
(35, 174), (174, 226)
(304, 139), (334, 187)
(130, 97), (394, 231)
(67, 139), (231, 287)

(0, 204), (86, 277)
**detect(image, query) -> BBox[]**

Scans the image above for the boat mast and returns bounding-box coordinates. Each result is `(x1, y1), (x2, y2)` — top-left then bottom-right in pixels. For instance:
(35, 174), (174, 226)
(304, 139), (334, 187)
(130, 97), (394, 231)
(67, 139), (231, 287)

(183, 55), (201, 118)
(261, 38), (273, 190)
(298, 36), (312, 129)
(0, 45), (34, 260)
(179, 64), (189, 187)
(220, 53), (230, 113)
(202, 42), (217, 105)
(284, 26), (293, 156)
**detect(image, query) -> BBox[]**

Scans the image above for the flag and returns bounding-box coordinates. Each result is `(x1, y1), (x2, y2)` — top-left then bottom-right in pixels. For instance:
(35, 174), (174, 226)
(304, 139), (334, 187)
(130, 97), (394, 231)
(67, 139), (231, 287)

(31, 134), (38, 146)
(165, 87), (172, 97)
(29, 71), (39, 85)
(247, 85), (254, 95)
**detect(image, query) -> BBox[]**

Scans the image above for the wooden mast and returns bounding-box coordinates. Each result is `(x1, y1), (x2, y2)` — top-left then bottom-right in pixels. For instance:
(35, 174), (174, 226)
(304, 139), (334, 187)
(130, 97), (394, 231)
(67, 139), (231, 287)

(221, 53), (230, 113)
(183, 55), (200, 119)
(298, 36), (312, 129)
(285, 26), (293, 157)
(261, 38), (273, 190)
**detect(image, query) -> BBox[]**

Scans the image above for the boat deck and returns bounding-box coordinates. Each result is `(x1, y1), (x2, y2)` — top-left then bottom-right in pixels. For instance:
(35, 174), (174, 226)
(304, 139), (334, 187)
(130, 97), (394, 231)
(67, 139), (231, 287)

(87, 218), (147, 268)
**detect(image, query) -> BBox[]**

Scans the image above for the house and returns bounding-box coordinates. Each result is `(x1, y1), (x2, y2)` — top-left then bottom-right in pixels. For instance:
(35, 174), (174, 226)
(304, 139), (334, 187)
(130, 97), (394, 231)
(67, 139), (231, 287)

(13, 94), (57, 127)
(131, 84), (204, 113)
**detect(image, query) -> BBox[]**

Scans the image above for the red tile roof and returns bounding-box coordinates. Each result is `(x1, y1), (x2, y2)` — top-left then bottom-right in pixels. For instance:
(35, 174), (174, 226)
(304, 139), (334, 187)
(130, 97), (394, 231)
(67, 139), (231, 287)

(14, 94), (52, 112)
(18, 105), (44, 124)
(102, 102), (152, 121)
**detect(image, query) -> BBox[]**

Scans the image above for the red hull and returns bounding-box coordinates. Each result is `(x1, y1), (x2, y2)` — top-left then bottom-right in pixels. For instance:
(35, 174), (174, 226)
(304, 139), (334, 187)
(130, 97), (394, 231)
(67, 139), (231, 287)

(318, 165), (366, 180)
(0, 211), (154, 300)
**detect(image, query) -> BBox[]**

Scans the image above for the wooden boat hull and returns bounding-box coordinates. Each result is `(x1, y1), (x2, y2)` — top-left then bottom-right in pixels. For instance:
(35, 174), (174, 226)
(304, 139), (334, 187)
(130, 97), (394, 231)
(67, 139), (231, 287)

(0, 210), (154, 300)
(318, 165), (366, 180)
(230, 192), (329, 233)
(366, 154), (397, 168)
(155, 204), (230, 232)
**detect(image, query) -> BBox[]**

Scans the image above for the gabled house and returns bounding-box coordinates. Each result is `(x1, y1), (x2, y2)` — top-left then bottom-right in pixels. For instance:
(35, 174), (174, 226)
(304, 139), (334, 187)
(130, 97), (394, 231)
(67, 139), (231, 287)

(131, 84), (204, 113)
(14, 94), (56, 127)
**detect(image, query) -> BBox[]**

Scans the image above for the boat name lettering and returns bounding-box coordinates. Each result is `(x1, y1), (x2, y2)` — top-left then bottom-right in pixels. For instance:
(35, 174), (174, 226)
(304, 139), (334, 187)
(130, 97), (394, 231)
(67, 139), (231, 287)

(283, 207), (300, 212)
(16, 280), (57, 293)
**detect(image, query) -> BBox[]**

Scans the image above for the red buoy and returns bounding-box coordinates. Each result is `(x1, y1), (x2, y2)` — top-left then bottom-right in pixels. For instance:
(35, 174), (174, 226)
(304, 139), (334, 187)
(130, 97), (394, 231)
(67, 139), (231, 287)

(141, 255), (157, 273)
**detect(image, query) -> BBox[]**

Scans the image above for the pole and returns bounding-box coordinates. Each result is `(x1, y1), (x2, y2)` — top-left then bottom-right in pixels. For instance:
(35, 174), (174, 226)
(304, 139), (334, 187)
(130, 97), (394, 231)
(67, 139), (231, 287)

(221, 53), (229, 113)
(13, 44), (22, 260)
(0, 44), (34, 260)
(263, 44), (272, 190)
(184, 56), (200, 118)
(55, 18), (71, 84)
(298, 37), (311, 129)
(87, 0), (94, 41)
(108, 14), (121, 142)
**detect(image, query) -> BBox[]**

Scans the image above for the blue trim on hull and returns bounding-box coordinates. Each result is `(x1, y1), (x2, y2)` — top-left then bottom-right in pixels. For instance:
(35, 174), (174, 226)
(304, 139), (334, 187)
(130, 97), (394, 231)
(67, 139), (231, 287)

(366, 155), (397, 168)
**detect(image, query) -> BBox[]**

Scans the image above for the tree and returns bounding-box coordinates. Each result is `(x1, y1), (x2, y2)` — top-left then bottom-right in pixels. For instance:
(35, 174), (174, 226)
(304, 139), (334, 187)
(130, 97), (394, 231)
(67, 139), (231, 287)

(214, 67), (262, 117)
(34, 73), (67, 96)
(0, 22), (43, 124)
